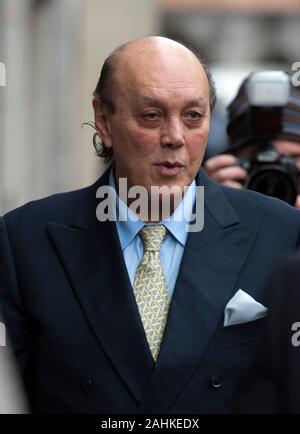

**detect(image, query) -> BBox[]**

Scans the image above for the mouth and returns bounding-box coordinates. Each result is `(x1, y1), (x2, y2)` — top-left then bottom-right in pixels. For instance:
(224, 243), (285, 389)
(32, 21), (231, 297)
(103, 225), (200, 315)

(154, 161), (185, 176)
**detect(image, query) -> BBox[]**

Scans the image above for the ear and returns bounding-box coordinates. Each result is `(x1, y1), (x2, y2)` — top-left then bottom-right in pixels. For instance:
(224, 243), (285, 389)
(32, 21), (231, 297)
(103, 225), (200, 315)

(92, 97), (113, 148)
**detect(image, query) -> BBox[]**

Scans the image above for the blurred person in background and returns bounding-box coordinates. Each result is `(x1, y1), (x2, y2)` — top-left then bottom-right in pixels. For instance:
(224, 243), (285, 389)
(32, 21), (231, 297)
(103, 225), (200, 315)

(204, 71), (300, 208)
(202, 70), (300, 413)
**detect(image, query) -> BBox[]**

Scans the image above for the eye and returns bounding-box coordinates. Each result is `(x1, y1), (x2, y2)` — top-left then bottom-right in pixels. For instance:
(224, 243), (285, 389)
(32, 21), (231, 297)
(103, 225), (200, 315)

(139, 111), (162, 128)
(141, 112), (160, 120)
(185, 111), (202, 120)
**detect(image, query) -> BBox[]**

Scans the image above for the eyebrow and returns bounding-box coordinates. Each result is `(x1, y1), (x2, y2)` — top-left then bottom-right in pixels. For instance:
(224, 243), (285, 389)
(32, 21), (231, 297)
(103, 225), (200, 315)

(138, 96), (207, 109)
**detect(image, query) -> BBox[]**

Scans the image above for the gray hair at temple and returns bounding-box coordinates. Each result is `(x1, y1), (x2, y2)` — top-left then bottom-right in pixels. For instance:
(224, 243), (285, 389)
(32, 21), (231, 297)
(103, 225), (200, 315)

(92, 40), (217, 164)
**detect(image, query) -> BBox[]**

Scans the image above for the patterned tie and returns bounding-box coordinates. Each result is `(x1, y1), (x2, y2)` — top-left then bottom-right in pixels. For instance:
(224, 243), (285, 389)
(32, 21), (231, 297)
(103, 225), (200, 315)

(133, 224), (170, 361)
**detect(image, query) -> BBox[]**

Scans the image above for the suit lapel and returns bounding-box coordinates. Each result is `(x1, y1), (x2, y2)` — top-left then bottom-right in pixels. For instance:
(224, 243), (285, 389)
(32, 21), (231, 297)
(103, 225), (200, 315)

(138, 170), (260, 413)
(47, 170), (154, 404)
(46, 168), (261, 412)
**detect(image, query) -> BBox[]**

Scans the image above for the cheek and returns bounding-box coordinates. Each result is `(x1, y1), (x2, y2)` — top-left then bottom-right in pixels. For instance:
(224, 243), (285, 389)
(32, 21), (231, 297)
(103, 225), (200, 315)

(186, 130), (208, 161)
(128, 128), (158, 157)
(110, 122), (158, 161)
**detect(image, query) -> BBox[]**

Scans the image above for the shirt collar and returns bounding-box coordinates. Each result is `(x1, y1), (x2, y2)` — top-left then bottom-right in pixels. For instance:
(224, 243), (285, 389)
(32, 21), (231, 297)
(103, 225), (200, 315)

(108, 167), (196, 250)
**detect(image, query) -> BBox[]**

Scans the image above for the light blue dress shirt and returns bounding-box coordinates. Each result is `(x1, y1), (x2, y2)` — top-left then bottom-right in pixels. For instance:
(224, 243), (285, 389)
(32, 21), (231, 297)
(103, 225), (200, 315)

(108, 168), (196, 300)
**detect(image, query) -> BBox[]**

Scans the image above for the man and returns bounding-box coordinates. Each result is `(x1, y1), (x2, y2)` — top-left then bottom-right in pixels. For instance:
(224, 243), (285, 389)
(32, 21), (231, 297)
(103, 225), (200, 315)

(1, 36), (300, 414)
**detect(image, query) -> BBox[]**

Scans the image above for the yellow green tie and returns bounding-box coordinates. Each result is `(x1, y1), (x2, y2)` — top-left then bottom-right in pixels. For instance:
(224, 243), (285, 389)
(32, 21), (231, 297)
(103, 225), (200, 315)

(133, 224), (170, 361)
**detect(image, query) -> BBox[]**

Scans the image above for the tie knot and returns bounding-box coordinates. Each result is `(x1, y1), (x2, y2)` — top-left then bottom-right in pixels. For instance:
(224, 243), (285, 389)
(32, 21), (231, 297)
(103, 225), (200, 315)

(139, 225), (167, 252)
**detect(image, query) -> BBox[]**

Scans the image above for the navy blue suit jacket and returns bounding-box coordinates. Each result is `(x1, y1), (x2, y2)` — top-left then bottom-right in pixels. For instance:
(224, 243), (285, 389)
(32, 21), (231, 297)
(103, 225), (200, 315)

(1, 168), (300, 413)
(234, 254), (300, 413)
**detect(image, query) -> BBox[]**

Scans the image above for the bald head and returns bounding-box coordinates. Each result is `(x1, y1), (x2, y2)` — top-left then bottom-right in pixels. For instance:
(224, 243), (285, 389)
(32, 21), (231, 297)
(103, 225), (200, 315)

(94, 36), (216, 114)
(92, 36), (216, 162)
(115, 36), (202, 70)
(115, 37), (207, 93)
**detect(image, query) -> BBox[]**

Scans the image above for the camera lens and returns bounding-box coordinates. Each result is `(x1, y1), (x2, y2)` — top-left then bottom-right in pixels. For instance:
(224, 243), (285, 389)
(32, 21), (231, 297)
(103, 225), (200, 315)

(246, 166), (298, 205)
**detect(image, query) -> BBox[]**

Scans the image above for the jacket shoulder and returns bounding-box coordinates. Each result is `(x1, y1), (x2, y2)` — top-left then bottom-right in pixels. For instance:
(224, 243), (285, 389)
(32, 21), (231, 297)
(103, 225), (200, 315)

(2, 181), (98, 228)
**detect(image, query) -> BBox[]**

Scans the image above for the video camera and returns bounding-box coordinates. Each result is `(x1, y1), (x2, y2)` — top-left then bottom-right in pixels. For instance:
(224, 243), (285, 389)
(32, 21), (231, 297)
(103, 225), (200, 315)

(227, 71), (300, 205)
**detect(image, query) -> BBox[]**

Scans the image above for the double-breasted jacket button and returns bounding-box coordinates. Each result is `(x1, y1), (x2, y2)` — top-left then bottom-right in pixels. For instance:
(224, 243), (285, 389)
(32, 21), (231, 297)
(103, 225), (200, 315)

(81, 379), (93, 393)
(210, 375), (223, 389)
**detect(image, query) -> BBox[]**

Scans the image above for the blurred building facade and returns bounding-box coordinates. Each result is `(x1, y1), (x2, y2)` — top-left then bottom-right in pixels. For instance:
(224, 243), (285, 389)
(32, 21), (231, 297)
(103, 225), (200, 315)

(0, 0), (157, 214)
(160, 0), (300, 67)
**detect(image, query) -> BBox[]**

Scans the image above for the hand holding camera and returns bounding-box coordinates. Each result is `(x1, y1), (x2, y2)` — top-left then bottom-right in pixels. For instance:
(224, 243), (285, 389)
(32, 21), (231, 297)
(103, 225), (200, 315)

(204, 154), (247, 189)
(204, 148), (300, 207)
(205, 70), (300, 206)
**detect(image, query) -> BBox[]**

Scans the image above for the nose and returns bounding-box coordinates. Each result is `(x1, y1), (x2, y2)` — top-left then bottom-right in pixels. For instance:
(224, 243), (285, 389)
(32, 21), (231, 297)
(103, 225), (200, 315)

(160, 117), (185, 148)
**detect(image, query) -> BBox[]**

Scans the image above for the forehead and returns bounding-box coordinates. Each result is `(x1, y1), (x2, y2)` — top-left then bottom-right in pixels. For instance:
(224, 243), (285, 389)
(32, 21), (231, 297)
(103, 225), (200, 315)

(115, 45), (209, 103)
(133, 93), (208, 113)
